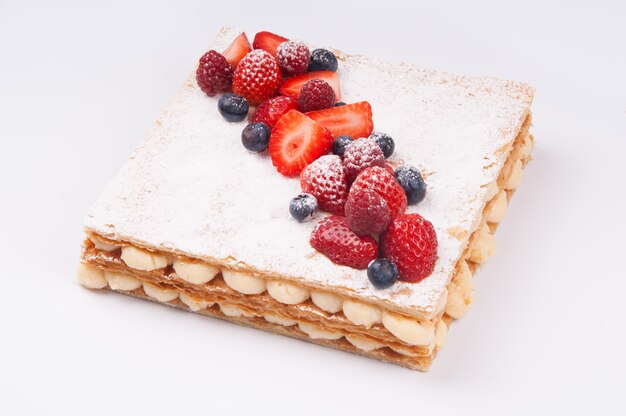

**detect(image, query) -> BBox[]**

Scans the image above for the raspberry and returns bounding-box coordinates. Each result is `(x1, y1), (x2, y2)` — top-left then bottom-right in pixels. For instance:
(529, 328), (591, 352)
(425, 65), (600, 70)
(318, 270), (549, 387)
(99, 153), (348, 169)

(342, 138), (386, 184)
(345, 188), (391, 235)
(381, 214), (438, 282)
(350, 167), (407, 219)
(232, 50), (282, 105)
(276, 41), (310, 75)
(252, 96), (299, 129)
(300, 155), (348, 215)
(195, 50), (233, 96)
(298, 79), (336, 112)
(310, 216), (378, 270)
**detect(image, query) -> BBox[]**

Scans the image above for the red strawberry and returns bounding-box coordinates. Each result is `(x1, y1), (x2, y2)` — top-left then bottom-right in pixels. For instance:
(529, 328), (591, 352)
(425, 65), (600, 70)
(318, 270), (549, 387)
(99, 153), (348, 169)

(232, 50), (282, 105)
(345, 188), (391, 235)
(306, 101), (373, 139)
(253, 96), (299, 129)
(310, 216), (378, 269)
(222, 32), (252, 68)
(269, 110), (333, 176)
(300, 155), (348, 214)
(384, 163), (395, 176)
(342, 138), (386, 184)
(253, 31), (289, 57)
(280, 71), (341, 100)
(350, 167), (407, 219)
(381, 213), (438, 282)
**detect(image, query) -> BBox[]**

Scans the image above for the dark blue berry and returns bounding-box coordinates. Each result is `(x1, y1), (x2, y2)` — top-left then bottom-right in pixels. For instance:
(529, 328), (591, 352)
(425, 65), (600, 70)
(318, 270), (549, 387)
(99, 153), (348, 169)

(289, 193), (318, 222)
(308, 48), (338, 72)
(334, 101), (346, 107)
(369, 131), (394, 158)
(331, 135), (354, 158)
(367, 259), (398, 289)
(241, 122), (271, 152)
(218, 93), (249, 122)
(394, 165), (427, 205)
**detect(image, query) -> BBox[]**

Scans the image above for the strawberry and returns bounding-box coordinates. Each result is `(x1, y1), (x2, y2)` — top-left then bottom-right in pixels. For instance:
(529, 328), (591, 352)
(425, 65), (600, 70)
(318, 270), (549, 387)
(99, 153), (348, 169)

(345, 188), (391, 235)
(280, 71), (341, 100)
(350, 167), (407, 219)
(269, 110), (333, 176)
(222, 32), (252, 68)
(310, 216), (378, 269)
(381, 213), (438, 282)
(300, 155), (348, 215)
(342, 138), (386, 184)
(253, 31), (289, 57)
(306, 101), (373, 139)
(253, 96), (299, 129)
(232, 50), (282, 105)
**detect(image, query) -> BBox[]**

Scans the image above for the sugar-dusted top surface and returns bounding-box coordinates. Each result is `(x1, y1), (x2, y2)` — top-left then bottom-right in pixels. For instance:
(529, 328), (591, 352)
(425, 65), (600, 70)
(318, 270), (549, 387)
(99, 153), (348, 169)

(84, 26), (533, 316)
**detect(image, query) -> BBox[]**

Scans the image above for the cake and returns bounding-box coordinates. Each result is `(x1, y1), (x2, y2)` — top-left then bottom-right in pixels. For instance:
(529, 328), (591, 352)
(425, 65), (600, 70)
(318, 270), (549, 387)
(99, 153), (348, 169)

(77, 26), (535, 371)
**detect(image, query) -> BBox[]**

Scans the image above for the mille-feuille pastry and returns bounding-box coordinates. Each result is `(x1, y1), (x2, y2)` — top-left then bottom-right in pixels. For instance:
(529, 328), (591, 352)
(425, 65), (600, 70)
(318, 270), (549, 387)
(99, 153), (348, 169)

(77, 26), (534, 371)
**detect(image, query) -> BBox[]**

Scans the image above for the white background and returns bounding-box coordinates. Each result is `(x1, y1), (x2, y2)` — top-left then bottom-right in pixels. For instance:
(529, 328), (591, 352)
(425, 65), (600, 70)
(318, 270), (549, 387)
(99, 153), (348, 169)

(1, 0), (625, 414)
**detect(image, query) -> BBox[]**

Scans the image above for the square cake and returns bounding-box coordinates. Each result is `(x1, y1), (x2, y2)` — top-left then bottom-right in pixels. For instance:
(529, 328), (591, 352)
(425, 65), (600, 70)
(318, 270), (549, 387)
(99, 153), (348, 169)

(77, 26), (534, 371)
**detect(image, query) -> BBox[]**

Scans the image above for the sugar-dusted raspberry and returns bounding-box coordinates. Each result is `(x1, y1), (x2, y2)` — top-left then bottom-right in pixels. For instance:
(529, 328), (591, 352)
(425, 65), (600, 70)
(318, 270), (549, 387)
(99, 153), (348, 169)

(232, 50), (282, 105)
(342, 138), (386, 184)
(195, 50), (233, 96)
(300, 155), (348, 214)
(298, 79), (336, 112)
(276, 40), (310, 75)
(345, 188), (391, 235)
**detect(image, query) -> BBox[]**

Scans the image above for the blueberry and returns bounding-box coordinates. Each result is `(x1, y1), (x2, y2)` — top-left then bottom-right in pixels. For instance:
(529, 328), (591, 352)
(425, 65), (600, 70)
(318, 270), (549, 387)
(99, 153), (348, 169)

(334, 101), (346, 107)
(394, 165), (427, 205)
(331, 135), (354, 158)
(241, 122), (271, 152)
(289, 193), (318, 222)
(308, 48), (338, 72)
(218, 93), (249, 122)
(367, 259), (398, 289)
(369, 131), (394, 158)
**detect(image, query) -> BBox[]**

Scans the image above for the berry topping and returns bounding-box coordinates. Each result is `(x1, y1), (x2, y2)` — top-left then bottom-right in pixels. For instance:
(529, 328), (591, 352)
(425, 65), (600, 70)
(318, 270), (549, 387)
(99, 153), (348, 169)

(345, 188), (391, 235)
(253, 31), (289, 57)
(241, 122), (271, 152)
(232, 50), (282, 105)
(310, 216), (378, 270)
(289, 193), (318, 222)
(342, 138), (386, 183)
(298, 79), (336, 112)
(218, 93), (249, 122)
(195, 50), (233, 96)
(269, 110), (333, 176)
(306, 101), (373, 139)
(367, 259), (399, 289)
(351, 167), (407, 219)
(394, 165), (427, 205)
(381, 213), (438, 283)
(369, 131), (395, 158)
(222, 32), (252, 68)
(308, 48), (339, 72)
(300, 155), (349, 215)
(280, 71), (341, 100)
(252, 96), (299, 129)
(277, 41), (310, 75)
(331, 135), (354, 157)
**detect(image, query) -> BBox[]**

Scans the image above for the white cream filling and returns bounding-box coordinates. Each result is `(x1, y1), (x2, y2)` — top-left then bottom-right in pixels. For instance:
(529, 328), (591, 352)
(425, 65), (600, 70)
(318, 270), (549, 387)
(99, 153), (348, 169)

(434, 320), (448, 349)
(505, 159), (523, 190)
(222, 270), (267, 295)
(345, 335), (382, 352)
(219, 303), (254, 318)
(90, 237), (119, 252)
(121, 246), (169, 271)
(172, 260), (219, 285)
(263, 313), (296, 326)
(487, 190), (508, 223)
(445, 283), (472, 319)
(297, 322), (343, 340)
(390, 345), (418, 357)
(180, 293), (214, 311)
(342, 300), (382, 328)
(266, 281), (310, 305)
(76, 263), (107, 289)
(468, 224), (496, 264)
(519, 134), (533, 159)
(105, 271), (142, 291)
(310, 291), (343, 313)
(381, 311), (435, 346)
(143, 282), (179, 302)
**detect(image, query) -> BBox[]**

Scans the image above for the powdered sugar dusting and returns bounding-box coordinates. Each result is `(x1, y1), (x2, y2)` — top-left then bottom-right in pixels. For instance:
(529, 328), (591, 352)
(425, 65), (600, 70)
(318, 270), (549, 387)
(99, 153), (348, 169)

(84, 27), (533, 317)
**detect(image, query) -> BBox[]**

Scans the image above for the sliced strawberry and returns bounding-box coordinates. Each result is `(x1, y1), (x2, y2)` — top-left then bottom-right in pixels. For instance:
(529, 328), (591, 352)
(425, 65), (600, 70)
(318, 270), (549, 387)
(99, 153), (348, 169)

(306, 101), (373, 139)
(222, 32), (252, 68)
(280, 71), (341, 100)
(253, 31), (289, 57)
(269, 110), (333, 176)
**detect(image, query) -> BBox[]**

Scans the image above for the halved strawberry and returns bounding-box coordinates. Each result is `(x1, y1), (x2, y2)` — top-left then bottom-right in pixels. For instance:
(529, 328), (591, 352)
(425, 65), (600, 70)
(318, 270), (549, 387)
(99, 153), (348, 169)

(253, 31), (289, 57)
(306, 101), (373, 139)
(222, 32), (252, 68)
(280, 71), (341, 100)
(269, 110), (333, 176)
